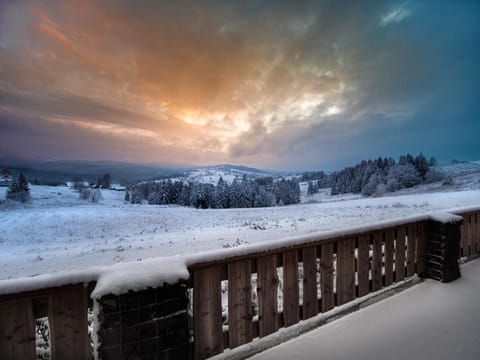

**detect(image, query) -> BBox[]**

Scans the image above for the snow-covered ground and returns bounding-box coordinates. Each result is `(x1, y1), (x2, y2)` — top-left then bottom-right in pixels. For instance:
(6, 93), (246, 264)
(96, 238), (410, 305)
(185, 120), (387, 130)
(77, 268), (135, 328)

(252, 259), (480, 360)
(1, 182), (480, 281)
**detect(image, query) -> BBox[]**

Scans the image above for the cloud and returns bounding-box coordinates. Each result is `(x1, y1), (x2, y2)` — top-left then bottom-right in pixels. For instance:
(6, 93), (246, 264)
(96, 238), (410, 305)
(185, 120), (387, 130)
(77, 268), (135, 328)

(1, 0), (479, 169)
(380, 5), (412, 26)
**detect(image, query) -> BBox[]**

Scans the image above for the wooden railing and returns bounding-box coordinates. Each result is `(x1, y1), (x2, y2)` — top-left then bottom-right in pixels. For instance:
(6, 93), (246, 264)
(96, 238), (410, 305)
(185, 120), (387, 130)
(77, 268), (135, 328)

(0, 209), (479, 359)
(0, 283), (94, 360)
(189, 220), (430, 359)
(456, 210), (480, 257)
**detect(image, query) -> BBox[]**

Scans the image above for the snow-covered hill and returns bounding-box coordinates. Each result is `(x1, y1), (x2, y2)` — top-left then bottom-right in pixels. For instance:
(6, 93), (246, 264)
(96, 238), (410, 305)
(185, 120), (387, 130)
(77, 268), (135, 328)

(300, 161), (480, 203)
(169, 164), (284, 185)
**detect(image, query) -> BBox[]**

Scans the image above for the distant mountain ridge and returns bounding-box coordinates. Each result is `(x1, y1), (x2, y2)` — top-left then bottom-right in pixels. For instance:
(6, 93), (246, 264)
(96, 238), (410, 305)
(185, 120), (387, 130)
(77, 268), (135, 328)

(0, 159), (290, 186)
(0, 159), (185, 186)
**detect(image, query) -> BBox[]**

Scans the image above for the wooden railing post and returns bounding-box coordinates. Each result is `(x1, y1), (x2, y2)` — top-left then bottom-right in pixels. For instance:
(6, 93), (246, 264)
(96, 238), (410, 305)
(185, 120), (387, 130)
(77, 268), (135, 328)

(302, 246), (318, 319)
(48, 284), (90, 360)
(257, 254), (279, 337)
(0, 300), (36, 360)
(193, 266), (223, 360)
(228, 260), (253, 348)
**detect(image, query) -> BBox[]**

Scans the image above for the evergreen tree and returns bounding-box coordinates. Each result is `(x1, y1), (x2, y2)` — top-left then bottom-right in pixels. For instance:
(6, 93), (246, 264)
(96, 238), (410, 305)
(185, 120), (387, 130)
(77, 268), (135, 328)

(414, 153), (429, 179)
(307, 181), (319, 195)
(6, 173), (31, 203)
(96, 173), (111, 189)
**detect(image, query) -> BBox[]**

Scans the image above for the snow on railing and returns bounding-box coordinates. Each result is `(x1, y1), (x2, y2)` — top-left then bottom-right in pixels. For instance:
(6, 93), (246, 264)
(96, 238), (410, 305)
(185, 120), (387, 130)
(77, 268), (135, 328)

(0, 208), (478, 359)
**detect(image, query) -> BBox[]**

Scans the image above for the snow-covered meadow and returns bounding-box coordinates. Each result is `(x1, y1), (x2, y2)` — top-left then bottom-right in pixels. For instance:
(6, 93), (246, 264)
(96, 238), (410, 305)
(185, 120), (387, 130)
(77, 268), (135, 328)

(1, 181), (480, 281)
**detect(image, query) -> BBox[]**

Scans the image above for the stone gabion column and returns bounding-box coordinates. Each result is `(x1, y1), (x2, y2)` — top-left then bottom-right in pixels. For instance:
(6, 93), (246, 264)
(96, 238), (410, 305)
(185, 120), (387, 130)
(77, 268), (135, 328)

(96, 283), (191, 359)
(425, 218), (463, 283)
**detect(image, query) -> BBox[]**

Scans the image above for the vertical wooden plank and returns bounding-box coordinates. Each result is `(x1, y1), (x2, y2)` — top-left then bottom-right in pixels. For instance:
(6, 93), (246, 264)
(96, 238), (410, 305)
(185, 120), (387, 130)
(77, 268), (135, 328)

(459, 219), (465, 257)
(462, 214), (470, 257)
(470, 212), (478, 254)
(336, 238), (355, 305)
(193, 266), (223, 359)
(407, 225), (417, 277)
(467, 213), (472, 256)
(384, 229), (394, 286)
(371, 232), (383, 291)
(416, 222), (427, 277)
(395, 227), (406, 282)
(475, 212), (480, 255)
(257, 254), (278, 337)
(228, 260), (253, 349)
(283, 250), (300, 327)
(0, 300), (36, 360)
(302, 247), (318, 319)
(49, 285), (90, 360)
(468, 213), (475, 255)
(320, 242), (334, 312)
(357, 235), (370, 297)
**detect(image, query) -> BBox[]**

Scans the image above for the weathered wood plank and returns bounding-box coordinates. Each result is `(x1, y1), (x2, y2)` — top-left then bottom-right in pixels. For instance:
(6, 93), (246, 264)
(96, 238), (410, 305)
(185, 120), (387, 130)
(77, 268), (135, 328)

(336, 238), (355, 305)
(283, 251), (300, 327)
(465, 213), (474, 255)
(357, 235), (370, 297)
(416, 222), (427, 277)
(48, 284), (90, 360)
(372, 232), (383, 291)
(193, 265), (223, 359)
(470, 212), (478, 254)
(257, 255), (279, 337)
(228, 260), (253, 349)
(320, 243), (334, 312)
(384, 229), (394, 286)
(475, 212), (480, 255)
(407, 225), (417, 277)
(302, 247), (318, 319)
(0, 300), (36, 360)
(468, 213), (476, 255)
(395, 227), (406, 282)
(461, 215), (470, 257)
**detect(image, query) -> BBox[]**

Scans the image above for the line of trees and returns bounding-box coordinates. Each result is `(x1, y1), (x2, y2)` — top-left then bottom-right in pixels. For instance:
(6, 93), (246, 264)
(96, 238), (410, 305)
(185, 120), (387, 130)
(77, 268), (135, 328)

(303, 153), (442, 197)
(126, 175), (301, 209)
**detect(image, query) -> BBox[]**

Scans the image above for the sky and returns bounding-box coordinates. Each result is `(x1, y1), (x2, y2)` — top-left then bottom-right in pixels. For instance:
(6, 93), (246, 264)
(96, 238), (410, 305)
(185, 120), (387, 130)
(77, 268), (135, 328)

(0, 0), (479, 171)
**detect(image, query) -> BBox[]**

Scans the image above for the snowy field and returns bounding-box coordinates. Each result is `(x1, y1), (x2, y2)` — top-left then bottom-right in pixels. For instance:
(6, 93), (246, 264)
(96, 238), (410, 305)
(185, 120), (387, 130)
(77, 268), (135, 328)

(1, 182), (480, 281)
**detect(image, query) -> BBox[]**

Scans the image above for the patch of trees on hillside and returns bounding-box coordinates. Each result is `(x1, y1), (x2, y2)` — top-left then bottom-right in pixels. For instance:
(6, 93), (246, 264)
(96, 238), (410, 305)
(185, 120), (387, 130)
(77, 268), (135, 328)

(127, 175), (300, 209)
(304, 153), (440, 197)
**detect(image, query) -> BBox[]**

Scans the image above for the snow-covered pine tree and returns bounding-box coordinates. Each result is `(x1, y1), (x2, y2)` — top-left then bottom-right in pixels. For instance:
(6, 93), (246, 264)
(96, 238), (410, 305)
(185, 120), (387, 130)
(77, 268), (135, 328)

(6, 173), (31, 202)
(307, 181), (319, 195)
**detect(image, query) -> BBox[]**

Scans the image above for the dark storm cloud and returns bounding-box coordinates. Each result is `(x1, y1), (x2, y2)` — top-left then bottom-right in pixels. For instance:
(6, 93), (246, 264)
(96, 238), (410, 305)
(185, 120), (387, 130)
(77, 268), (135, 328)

(228, 0), (480, 169)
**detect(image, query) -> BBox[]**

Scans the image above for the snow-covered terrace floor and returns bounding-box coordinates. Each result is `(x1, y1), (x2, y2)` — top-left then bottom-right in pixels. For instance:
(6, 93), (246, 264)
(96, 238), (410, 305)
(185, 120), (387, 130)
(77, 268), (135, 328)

(252, 259), (480, 360)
